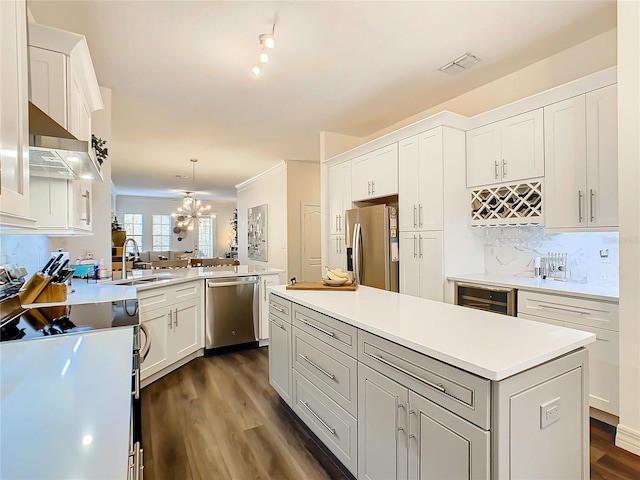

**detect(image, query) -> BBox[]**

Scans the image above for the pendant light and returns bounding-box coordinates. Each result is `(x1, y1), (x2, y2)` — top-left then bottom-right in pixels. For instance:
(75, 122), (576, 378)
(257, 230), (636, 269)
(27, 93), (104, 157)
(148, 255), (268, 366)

(172, 158), (211, 231)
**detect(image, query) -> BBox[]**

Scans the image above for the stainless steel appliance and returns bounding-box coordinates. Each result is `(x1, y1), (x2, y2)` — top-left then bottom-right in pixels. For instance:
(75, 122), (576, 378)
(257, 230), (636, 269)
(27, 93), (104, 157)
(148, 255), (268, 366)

(205, 276), (259, 352)
(454, 282), (517, 316)
(345, 204), (399, 292)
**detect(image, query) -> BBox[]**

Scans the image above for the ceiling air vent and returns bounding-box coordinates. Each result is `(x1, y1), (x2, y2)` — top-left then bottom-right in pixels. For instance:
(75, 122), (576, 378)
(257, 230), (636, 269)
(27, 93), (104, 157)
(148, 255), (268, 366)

(439, 52), (479, 75)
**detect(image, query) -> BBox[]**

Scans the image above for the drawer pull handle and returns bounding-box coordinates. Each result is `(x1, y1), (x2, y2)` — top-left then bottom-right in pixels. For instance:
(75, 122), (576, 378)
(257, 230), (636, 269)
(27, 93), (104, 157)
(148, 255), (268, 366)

(299, 354), (335, 379)
(538, 303), (591, 316)
(300, 400), (336, 435)
(369, 352), (446, 393)
(272, 320), (286, 331)
(271, 305), (286, 314)
(299, 318), (336, 338)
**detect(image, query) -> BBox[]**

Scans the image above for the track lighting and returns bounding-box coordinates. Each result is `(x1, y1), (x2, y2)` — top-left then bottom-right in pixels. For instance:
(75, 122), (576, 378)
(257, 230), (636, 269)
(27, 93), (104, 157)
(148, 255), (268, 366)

(252, 23), (276, 76)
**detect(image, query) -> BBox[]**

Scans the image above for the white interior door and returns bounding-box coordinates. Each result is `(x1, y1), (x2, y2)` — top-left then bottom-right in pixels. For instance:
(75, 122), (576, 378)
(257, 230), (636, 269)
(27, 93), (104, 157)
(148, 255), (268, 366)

(301, 204), (322, 281)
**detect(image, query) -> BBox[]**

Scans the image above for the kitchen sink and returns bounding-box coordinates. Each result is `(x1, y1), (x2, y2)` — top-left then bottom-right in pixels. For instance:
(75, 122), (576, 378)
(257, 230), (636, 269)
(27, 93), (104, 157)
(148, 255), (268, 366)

(107, 275), (175, 286)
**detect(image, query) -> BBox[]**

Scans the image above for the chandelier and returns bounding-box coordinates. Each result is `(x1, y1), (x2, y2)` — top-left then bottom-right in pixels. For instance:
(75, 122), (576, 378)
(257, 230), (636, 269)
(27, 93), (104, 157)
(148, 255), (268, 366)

(172, 159), (211, 232)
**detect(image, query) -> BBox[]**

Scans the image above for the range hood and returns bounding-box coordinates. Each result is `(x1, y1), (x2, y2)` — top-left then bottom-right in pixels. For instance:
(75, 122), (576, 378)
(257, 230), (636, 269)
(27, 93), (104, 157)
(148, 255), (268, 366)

(28, 102), (103, 182)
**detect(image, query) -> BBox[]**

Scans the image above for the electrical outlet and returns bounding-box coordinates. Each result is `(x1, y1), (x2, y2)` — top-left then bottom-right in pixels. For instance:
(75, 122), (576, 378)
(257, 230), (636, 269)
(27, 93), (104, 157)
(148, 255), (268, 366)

(599, 249), (609, 258)
(540, 397), (560, 429)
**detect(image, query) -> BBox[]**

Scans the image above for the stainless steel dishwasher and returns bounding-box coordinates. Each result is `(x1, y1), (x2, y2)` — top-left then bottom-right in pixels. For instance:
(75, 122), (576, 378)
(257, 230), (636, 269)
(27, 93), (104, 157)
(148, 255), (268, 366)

(205, 276), (259, 353)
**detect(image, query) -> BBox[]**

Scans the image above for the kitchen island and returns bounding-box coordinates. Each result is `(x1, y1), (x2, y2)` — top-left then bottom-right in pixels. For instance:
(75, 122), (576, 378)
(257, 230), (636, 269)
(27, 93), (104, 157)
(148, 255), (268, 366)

(268, 284), (595, 479)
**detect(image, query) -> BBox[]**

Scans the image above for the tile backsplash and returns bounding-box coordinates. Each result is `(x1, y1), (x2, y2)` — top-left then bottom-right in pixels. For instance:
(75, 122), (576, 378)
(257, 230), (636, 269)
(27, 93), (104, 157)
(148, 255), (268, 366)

(480, 227), (619, 286)
(0, 235), (53, 276)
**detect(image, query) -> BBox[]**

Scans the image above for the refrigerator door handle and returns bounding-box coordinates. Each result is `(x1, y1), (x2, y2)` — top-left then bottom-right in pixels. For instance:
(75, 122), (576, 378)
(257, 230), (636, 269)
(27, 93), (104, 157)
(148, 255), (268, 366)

(353, 223), (362, 285)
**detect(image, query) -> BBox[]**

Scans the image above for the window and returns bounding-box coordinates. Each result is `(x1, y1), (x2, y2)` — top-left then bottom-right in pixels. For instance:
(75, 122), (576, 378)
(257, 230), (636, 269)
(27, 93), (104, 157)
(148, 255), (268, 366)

(198, 217), (214, 258)
(123, 213), (143, 255)
(152, 215), (171, 251)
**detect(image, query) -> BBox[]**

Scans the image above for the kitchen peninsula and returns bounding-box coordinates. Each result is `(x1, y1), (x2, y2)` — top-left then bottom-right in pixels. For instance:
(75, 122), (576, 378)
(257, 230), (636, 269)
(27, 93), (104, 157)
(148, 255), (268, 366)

(268, 284), (596, 478)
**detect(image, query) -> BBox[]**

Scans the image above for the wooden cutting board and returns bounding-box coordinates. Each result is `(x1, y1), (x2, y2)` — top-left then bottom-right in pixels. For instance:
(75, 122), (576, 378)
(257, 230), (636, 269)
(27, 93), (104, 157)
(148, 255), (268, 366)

(286, 281), (358, 291)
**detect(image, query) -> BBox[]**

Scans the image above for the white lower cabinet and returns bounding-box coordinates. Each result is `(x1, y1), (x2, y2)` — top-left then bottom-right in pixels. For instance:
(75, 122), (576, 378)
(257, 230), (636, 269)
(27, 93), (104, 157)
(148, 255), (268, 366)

(259, 273), (281, 340)
(140, 281), (204, 383)
(517, 289), (619, 416)
(399, 231), (443, 302)
(268, 294), (293, 406)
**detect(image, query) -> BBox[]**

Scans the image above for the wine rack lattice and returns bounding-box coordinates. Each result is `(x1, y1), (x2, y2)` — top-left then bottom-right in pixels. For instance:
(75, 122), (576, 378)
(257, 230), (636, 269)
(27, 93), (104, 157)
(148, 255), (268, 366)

(470, 182), (543, 226)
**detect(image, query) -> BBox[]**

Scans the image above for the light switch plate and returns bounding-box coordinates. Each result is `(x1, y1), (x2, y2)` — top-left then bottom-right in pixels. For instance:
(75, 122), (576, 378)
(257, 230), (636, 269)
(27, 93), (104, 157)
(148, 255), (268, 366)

(540, 397), (561, 429)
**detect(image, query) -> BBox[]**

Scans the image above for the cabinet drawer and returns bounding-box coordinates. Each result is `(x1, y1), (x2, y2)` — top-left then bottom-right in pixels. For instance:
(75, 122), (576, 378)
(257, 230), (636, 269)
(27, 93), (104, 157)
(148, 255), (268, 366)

(269, 293), (291, 323)
(518, 290), (618, 331)
(293, 371), (357, 476)
(293, 304), (357, 358)
(138, 286), (173, 311)
(173, 280), (202, 302)
(293, 327), (358, 417)
(358, 330), (490, 430)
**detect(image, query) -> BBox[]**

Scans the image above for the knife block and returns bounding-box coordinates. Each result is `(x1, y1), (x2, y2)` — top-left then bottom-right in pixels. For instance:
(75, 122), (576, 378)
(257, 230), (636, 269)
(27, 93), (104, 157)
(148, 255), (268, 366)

(18, 277), (67, 306)
(33, 283), (68, 303)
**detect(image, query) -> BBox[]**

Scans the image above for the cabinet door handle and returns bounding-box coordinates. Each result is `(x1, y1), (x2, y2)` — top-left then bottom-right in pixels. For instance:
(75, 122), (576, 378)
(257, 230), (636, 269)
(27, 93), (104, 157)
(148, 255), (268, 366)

(338, 214), (342, 232)
(419, 204), (423, 228)
(81, 190), (91, 225)
(372, 180), (375, 194)
(494, 161), (499, 179)
(502, 159), (507, 178)
(368, 352), (446, 393)
(367, 181), (371, 195)
(413, 235), (417, 258)
(174, 308), (178, 327)
(590, 189), (595, 222)
(298, 318), (335, 337)
(299, 354), (335, 379)
(271, 305), (286, 314)
(413, 205), (417, 228)
(168, 310), (172, 329)
(263, 279), (267, 301)
(300, 400), (336, 435)
(272, 320), (286, 331)
(418, 235), (423, 258)
(578, 190), (583, 222)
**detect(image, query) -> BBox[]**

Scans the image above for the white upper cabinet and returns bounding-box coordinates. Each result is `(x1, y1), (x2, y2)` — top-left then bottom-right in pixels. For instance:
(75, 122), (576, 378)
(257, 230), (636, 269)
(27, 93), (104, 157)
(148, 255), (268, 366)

(398, 128), (444, 232)
(0, 0), (33, 228)
(29, 177), (92, 234)
(466, 109), (544, 188)
(28, 22), (103, 141)
(544, 84), (618, 230)
(328, 161), (351, 234)
(351, 144), (398, 201)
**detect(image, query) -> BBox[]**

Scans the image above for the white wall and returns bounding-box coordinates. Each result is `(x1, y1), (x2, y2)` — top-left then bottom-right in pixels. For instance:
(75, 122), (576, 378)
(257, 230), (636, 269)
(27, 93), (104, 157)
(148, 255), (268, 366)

(50, 86), (113, 266)
(115, 195), (236, 257)
(616, 0), (640, 456)
(236, 162), (288, 281)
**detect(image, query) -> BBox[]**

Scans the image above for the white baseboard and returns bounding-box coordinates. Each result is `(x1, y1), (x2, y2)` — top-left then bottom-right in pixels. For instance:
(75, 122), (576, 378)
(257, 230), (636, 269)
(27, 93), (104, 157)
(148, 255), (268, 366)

(590, 407), (619, 426)
(615, 423), (640, 456)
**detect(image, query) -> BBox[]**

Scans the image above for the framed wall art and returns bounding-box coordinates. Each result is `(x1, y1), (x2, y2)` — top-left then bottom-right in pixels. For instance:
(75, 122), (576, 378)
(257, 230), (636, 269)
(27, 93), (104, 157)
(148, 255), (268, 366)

(248, 204), (268, 261)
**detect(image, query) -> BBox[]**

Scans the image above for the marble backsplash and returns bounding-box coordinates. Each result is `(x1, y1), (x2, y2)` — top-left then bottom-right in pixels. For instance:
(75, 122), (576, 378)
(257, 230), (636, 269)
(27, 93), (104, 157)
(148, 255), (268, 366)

(477, 227), (619, 286)
(0, 235), (53, 277)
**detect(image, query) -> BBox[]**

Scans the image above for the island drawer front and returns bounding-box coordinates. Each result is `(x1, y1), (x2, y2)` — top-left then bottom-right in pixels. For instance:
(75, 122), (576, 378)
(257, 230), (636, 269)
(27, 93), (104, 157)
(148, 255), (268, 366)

(293, 304), (358, 358)
(293, 371), (357, 476)
(172, 280), (201, 302)
(269, 294), (292, 323)
(138, 286), (173, 311)
(359, 331), (491, 430)
(518, 290), (619, 331)
(293, 327), (358, 417)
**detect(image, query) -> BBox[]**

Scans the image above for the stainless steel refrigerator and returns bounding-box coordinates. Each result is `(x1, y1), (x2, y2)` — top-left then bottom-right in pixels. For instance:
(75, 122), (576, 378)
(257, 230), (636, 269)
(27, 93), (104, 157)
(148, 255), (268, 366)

(345, 204), (399, 292)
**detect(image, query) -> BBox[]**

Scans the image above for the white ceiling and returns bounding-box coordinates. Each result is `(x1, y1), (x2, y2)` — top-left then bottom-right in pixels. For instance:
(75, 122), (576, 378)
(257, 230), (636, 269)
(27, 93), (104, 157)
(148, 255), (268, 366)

(27, 0), (616, 202)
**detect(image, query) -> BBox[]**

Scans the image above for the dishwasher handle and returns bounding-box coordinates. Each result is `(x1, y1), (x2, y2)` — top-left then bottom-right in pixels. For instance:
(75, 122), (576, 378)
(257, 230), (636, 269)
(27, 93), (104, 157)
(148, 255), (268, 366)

(207, 276), (259, 288)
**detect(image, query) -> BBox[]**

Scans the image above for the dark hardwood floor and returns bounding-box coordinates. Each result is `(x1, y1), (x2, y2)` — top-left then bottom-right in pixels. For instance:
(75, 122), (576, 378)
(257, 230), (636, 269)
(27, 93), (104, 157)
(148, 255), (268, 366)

(142, 347), (640, 480)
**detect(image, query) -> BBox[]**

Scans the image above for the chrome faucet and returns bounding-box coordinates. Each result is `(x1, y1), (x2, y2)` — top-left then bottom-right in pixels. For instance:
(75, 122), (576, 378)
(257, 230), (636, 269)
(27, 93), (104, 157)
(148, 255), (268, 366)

(123, 237), (140, 280)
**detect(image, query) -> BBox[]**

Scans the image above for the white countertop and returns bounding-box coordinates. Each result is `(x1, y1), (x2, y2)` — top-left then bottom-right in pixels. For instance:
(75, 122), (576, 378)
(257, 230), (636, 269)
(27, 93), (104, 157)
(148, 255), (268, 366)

(0, 328), (134, 479)
(269, 285), (595, 381)
(23, 265), (284, 308)
(447, 273), (619, 302)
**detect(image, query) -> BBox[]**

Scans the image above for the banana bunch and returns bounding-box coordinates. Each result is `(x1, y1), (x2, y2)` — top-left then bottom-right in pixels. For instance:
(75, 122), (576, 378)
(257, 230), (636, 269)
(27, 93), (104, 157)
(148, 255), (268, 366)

(323, 267), (349, 281)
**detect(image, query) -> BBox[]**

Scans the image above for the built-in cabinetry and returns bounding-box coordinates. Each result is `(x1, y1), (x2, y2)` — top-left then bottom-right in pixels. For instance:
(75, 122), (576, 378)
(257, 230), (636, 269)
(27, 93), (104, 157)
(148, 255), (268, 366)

(28, 22), (103, 143)
(270, 292), (590, 479)
(0, 0), (33, 228)
(328, 161), (352, 234)
(544, 84), (618, 230)
(327, 234), (346, 272)
(268, 294), (293, 406)
(351, 144), (398, 201)
(258, 273), (280, 341)
(29, 177), (92, 234)
(139, 281), (204, 384)
(398, 231), (443, 302)
(466, 109), (544, 188)
(518, 289), (619, 416)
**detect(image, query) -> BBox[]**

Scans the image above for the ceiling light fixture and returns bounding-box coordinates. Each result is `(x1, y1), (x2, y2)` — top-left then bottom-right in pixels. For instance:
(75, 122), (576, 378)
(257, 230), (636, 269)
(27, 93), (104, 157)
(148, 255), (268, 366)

(171, 158), (211, 231)
(252, 22), (276, 77)
(439, 52), (480, 75)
